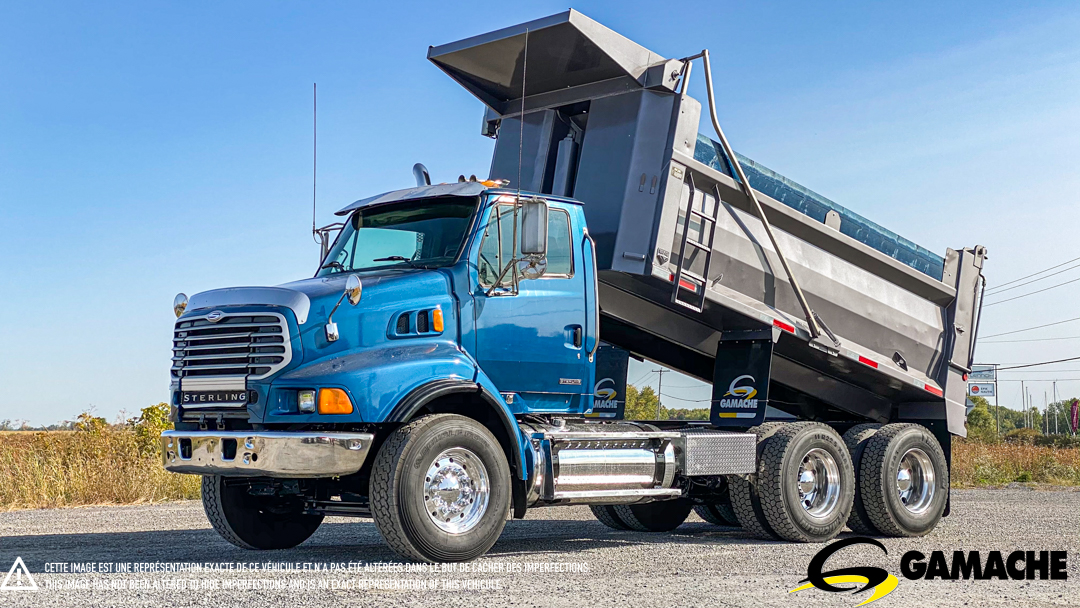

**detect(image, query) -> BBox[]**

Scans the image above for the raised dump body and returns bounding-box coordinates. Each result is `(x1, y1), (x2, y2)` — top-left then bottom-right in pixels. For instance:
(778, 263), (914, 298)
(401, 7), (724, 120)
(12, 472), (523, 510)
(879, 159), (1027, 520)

(429, 9), (985, 436)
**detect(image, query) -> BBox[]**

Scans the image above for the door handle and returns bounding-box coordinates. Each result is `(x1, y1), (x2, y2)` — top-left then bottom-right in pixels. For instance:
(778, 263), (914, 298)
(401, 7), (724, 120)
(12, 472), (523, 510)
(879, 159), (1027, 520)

(572, 326), (583, 348)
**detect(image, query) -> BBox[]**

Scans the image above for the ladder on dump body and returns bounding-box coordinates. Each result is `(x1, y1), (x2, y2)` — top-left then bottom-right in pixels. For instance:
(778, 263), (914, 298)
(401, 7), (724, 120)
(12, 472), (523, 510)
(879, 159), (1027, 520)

(671, 175), (721, 312)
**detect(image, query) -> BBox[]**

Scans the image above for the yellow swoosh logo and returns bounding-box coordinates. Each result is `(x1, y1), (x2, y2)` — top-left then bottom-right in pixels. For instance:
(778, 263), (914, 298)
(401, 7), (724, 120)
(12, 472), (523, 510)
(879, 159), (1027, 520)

(789, 574), (899, 606)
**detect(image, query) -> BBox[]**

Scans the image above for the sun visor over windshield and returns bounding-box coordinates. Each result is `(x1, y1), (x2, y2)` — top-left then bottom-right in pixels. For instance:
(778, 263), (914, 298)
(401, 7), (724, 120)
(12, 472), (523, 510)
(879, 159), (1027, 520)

(335, 182), (487, 216)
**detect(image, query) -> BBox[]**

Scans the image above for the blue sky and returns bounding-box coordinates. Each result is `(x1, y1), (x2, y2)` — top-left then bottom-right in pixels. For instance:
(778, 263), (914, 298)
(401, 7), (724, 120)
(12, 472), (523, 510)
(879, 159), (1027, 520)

(1, 1), (1078, 425)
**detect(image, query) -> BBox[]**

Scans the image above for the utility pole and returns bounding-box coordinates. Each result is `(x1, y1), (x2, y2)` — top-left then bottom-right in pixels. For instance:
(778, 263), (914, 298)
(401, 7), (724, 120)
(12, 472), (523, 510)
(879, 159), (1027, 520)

(1053, 381), (1059, 435)
(1021, 380), (1026, 428)
(652, 368), (666, 420)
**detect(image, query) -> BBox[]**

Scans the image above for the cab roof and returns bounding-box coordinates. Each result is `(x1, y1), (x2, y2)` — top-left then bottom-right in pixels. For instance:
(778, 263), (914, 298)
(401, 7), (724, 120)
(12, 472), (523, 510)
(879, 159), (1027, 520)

(335, 182), (581, 216)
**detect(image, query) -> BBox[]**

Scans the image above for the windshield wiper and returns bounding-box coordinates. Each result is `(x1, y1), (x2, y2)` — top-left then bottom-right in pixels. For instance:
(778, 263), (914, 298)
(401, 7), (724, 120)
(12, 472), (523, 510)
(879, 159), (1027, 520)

(373, 256), (422, 268)
(321, 261), (344, 271)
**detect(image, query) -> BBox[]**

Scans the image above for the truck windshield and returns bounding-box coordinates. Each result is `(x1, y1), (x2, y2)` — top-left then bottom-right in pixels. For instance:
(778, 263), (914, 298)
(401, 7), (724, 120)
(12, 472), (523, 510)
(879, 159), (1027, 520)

(318, 198), (477, 276)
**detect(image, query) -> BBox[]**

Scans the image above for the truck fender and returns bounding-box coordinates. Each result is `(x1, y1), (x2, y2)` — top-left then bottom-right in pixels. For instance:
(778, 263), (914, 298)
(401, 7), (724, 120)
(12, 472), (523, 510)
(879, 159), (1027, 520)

(386, 378), (528, 482)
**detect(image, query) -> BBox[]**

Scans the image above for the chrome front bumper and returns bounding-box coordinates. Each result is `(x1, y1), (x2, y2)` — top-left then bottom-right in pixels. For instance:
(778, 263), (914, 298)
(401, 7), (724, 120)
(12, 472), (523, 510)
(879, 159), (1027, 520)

(161, 430), (375, 478)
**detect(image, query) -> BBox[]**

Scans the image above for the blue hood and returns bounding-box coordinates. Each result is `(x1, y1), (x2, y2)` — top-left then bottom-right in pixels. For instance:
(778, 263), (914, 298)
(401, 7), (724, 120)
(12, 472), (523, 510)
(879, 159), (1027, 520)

(279, 268), (456, 364)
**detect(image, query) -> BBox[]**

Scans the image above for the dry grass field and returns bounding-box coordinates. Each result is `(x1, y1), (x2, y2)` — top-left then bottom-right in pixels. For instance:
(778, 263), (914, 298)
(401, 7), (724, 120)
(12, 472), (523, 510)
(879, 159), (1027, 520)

(0, 417), (1076, 510)
(951, 439), (1080, 487)
(0, 407), (199, 510)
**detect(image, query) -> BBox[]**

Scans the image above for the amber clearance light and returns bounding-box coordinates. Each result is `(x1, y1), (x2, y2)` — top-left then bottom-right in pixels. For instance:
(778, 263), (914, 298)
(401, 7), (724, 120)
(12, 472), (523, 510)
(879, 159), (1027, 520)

(432, 307), (444, 333)
(318, 388), (353, 415)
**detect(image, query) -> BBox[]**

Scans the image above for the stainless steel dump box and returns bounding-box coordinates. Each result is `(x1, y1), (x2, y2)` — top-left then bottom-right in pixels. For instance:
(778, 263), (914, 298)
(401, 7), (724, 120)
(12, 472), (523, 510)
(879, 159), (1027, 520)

(430, 9), (985, 436)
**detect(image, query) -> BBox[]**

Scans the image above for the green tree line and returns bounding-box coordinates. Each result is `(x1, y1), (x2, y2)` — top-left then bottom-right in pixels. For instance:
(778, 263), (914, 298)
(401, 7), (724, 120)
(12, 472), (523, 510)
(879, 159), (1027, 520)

(623, 384), (709, 421)
(966, 395), (1079, 447)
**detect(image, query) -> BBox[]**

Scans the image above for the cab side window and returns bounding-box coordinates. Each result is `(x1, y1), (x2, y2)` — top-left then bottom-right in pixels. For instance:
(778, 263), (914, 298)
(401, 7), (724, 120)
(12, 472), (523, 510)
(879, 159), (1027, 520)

(545, 209), (573, 277)
(476, 204), (574, 286)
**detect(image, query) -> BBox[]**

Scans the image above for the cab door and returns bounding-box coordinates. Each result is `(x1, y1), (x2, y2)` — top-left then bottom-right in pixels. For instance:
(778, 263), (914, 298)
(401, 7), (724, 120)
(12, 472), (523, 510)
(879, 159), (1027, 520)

(471, 202), (589, 413)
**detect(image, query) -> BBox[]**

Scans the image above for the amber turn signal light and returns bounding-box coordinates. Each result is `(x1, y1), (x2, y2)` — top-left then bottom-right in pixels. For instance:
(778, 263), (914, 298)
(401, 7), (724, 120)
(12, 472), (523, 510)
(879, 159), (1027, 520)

(432, 307), (444, 333)
(318, 388), (353, 414)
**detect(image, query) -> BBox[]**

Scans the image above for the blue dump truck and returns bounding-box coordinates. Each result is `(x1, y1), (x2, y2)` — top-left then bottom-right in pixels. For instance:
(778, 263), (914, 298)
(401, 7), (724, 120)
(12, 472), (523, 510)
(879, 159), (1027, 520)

(163, 10), (986, 563)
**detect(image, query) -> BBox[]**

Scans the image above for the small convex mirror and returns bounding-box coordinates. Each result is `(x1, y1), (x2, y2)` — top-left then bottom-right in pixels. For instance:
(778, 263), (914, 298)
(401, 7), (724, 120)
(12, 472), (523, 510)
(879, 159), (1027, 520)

(345, 274), (362, 305)
(519, 198), (549, 256)
(173, 293), (188, 318)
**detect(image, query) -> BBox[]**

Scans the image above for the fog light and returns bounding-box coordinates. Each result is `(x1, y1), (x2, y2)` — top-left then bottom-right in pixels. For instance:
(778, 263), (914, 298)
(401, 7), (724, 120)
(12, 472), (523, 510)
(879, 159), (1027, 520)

(318, 388), (353, 415)
(298, 390), (316, 413)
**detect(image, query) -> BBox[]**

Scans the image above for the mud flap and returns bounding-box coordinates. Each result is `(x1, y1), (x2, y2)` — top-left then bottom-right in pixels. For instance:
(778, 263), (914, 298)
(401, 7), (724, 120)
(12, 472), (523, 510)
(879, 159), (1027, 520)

(588, 343), (630, 419)
(710, 329), (777, 428)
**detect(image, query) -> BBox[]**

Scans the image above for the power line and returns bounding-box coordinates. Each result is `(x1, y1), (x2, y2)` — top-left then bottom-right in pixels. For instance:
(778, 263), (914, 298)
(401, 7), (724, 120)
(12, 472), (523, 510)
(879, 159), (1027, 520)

(985, 261), (1080, 295)
(999, 369), (1080, 373)
(1000, 378), (1080, 382)
(660, 393), (713, 403)
(997, 356), (1080, 371)
(981, 316), (1080, 338)
(660, 383), (710, 392)
(986, 256), (1080, 293)
(981, 335), (1080, 344)
(984, 276), (1080, 307)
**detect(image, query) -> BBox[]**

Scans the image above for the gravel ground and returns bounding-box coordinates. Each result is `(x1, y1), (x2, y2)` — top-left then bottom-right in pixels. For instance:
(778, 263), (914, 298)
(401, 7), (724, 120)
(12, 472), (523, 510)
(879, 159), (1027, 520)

(0, 488), (1076, 607)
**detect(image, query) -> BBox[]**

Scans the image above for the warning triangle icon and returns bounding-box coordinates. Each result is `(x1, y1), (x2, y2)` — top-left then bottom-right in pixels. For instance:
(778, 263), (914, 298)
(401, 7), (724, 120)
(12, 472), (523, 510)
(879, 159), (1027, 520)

(1, 557), (38, 591)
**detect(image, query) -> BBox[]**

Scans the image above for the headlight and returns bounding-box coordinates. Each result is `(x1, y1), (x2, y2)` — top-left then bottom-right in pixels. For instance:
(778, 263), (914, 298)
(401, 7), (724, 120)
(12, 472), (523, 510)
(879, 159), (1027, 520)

(298, 390), (316, 413)
(173, 293), (188, 318)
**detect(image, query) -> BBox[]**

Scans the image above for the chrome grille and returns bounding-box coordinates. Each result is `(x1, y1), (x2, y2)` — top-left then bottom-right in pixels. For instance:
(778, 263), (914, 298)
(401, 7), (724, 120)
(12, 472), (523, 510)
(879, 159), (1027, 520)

(172, 312), (292, 384)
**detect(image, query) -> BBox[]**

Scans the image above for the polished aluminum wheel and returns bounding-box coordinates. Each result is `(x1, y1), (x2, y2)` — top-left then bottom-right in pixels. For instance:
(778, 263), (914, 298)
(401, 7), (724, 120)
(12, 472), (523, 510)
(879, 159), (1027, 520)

(423, 447), (490, 534)
(896, 447), (935, 514)
(796, 448), (841, 519)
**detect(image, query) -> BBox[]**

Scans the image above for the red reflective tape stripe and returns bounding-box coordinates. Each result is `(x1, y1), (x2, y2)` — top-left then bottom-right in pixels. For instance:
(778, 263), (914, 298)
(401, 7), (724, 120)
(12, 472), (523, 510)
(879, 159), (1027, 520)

(678, 279), (698, 291)
(858, 356), (878, 368)
(773, 319), (795, 333)
(925, 384), (943, 397)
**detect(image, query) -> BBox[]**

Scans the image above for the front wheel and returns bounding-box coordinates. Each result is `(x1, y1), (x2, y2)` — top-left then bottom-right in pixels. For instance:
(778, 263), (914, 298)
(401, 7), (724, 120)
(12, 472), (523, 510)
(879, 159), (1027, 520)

(201, 475), (323, 550)
(370, 414), (511, 562)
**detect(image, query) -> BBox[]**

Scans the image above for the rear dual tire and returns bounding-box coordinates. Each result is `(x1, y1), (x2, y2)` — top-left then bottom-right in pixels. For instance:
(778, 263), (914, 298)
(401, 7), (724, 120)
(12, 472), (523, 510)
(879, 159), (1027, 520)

(730, 422), (854, 542)
(693, 482), (740, 526)
(855, 423), (949, 537)
(591, 500), (693, 532)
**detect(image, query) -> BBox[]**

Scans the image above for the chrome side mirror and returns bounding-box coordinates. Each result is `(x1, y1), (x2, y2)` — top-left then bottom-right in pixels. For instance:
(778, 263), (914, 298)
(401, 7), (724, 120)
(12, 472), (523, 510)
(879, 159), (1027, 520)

(520, 199), (548, 256)
(173, 293), (188, 318)
(326, 275), (362, 342)
(345, 274), (362, 305)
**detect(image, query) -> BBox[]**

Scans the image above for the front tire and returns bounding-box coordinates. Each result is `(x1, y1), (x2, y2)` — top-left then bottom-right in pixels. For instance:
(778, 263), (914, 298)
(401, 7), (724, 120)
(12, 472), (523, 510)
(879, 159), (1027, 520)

(858, 423), (948, 537)
(370, 414), (511, 562)
(201, 475), (323, 550)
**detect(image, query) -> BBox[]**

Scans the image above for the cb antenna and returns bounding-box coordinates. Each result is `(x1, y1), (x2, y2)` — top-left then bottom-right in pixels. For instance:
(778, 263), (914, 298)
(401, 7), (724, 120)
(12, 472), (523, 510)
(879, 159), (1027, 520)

(311, 82), (318, 242)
